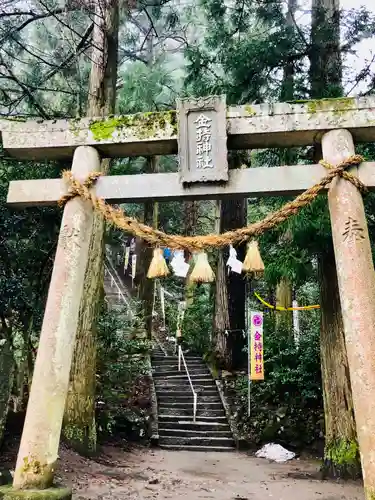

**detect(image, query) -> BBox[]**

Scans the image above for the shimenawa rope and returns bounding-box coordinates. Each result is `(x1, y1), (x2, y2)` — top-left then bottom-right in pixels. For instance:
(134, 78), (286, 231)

(58, 155), (365, 252)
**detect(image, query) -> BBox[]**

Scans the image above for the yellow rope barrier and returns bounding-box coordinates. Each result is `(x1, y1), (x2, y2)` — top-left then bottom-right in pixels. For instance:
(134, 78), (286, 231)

(254, 291), (320, 311)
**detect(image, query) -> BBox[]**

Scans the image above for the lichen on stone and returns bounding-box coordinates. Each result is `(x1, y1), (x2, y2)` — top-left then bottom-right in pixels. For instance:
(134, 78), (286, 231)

(303, 97), (356, 116)
(88, 110), (178, 142)
(3, 117), (27, 123)
(244, 105), (257, 117)
(68, 118), (82, 137)
(20, 456), (55, 490)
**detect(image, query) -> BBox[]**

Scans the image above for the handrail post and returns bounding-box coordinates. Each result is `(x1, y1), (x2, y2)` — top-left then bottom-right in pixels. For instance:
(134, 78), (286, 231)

(178, 345), (181, 372)
(193, 391), (197, 423)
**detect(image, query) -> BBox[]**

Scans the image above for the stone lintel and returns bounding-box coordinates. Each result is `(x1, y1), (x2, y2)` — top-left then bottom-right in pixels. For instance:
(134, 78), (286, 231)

(7, 162), (375, 208)
(2, 96), (375, 160)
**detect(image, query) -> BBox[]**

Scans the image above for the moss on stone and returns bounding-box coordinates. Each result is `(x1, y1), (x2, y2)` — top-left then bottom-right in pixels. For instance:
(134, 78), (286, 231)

(0, 485), (71, 500)
(304, 97), (355, 116)
(325, 438), (359, 465)
(322, 439), (361, 480)
(244, 105), (257, 117)
(4, 117), (27, 123)
(88, 110), (178, 142)
(365, 487), (375, 500)
(20, 457), (55, 490)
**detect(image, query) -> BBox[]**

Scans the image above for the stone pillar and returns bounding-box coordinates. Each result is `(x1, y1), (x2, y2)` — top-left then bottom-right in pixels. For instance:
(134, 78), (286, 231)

(13, 146), (101, 490)
(322, 129), (375, 499)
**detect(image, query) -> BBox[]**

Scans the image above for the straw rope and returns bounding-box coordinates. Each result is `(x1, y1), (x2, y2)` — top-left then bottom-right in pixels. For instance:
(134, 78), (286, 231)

(58, 155), (365, 252)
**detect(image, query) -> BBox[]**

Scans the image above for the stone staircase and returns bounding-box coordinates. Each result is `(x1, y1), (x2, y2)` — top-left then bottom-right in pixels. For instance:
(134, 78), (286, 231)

(103, 257), (134, 316)
(152, 346), (235, 452)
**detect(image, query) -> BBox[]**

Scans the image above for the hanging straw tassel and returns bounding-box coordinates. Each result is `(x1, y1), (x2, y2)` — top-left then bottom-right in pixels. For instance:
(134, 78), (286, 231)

(189, 252), (215, 283)
(243, 240), (265, 277)
(147, 248), (170, 279)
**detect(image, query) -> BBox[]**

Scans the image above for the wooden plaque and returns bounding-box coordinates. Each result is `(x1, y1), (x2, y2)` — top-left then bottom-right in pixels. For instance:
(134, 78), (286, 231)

(177, 95), (228, 184)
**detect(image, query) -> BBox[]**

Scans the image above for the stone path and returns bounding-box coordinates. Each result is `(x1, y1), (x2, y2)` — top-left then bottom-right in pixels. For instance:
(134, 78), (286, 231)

(57, 445), (365, 499)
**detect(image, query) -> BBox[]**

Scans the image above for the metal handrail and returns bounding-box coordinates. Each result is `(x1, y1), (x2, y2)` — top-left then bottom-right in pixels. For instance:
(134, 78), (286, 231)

(104, 265), (134, 318)
(178, 345), (197, 423)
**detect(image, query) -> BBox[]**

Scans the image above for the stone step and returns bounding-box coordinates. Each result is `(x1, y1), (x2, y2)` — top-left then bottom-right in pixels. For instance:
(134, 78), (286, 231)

(152, 355), (205, 361)
(152, 351), (233, 451)
(154, 379), (215, 388)
(157, 396), (221, 406)
(153, 362), (206, 368)
(154, 372), (212, 378)
(159, 444), (235, 452)
(159, 428), (233, 438)
(158, 401), (223, 410)
(155, 375), (214, 382)
(156, 383), (217, 390)
(155, 365), (208, 372)
(157, 389), (218, 397)
(158, 420), (230, 432)
(158, 414), (228, 424)
(152, 356), (203, 363)
(159, 435), (235, 448)
(158, 407), (226, 418)
(153, 368), (210, 376)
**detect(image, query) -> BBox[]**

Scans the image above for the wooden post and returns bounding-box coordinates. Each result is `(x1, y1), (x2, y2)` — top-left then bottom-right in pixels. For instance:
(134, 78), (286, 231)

(322, 129), (375, 499)
(12, 146), (101, 490)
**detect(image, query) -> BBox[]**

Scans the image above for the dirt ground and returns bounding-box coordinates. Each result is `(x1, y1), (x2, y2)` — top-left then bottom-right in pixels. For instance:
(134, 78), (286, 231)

(51, 445), (365, 500)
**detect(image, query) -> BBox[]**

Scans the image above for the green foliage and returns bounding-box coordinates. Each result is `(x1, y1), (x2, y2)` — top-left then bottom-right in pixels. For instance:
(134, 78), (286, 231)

(184, 0), (306, 103)
(0, 148), (61, 340)
(117, 62), (175, 114)
(326, 439), (359, 466)
(323, 439), (361, 479)
(96, 305), (152, 441)
(182, 286), (213, 355)
(224, 306), (323, 449)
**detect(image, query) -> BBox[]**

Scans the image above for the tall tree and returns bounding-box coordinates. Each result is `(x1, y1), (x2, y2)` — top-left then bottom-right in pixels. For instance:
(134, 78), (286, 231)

(63, 0), (120, 455)
(309, 0), (359, 477)
(137, 157), (159, 338)
(213, 159), (247, 370)
(135, 21), (159, 339)
(276, 0), (297, 333)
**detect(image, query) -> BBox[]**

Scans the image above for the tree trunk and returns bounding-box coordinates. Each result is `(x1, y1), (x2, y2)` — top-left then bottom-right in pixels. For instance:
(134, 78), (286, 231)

(310, 0), (342, 99)
(310, 0), (359, 477)
(213, 190), (247, 370)
(184, 201), (199, 306)
(280, 0), (297, 102)
(275, 0), (296, 337)
(63, 0), (119, 455)
(318, 247), (360, 478)
(138, 157), (159, 339)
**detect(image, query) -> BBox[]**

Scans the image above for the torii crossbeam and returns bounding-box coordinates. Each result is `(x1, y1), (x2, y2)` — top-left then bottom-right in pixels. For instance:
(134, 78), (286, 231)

(3, 95), (375, 500)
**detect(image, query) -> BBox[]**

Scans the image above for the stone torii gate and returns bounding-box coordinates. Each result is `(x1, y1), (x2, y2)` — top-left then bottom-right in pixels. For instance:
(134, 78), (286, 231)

(3, 95), (375, 499)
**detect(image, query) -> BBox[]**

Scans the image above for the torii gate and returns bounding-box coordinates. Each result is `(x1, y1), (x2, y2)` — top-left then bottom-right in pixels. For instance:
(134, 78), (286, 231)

(3, 95), (375, 499)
